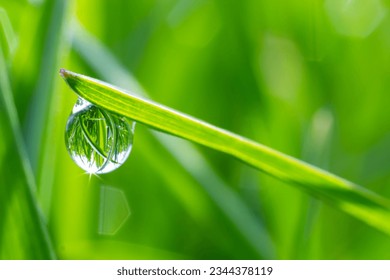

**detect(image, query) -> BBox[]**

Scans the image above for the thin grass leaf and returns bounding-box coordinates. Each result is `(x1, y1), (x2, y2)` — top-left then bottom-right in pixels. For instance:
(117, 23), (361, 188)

(25, 0), (68, 169)
(71, 24), (275, 259)
(24, 0), (71, 216)
(0, 41), (55, 259)
(0, 8), (18, 57)
(60, 69), (390, 236)
(293, 108), (334, 259)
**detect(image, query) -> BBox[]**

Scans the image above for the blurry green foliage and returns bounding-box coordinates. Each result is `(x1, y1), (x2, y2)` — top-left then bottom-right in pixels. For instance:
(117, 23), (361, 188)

(1, 0), (390, 259)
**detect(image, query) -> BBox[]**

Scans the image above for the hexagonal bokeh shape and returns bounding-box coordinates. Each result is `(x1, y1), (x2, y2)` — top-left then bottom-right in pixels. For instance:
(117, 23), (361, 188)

(99, 186), (130, 235)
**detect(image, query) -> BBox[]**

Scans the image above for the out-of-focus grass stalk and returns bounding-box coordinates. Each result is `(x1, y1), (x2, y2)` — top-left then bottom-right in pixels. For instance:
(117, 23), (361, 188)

(292, 108), (334, 259)
(0, 8), (18, 57)
(24, 0), (71, 215)
(61, 68), (390, 236)
(0, 38), (55, 259)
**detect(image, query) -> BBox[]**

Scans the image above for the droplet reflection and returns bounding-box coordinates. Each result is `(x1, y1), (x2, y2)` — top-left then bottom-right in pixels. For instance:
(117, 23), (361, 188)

(65, 97), (135, 174)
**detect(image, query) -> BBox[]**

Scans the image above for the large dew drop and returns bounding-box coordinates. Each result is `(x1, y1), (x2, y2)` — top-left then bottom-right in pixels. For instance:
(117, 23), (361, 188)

(65, 97), (135, 174)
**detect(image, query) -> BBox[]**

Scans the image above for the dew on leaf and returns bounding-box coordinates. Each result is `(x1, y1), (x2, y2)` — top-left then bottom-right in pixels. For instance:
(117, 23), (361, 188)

(65, 97), (135, 174)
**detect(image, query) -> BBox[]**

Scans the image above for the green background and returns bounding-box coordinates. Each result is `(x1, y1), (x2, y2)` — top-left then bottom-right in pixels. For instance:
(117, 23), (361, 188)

(1, 0), (390, 259)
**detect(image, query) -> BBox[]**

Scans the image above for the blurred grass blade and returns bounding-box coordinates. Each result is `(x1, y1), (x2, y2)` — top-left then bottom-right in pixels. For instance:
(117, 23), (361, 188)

(0, 8), (18, 57)
(0, 43), (55, 259)
(24, 0), (70, 216)
(25, 0), (68, 170)
(293, 108), (334, 259)
(61, 69), (390, 236)
(71, 24), (275, 259)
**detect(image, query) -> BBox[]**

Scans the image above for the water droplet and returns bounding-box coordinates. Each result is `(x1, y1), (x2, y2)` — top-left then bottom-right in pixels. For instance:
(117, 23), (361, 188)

(65, 97), (135, 174)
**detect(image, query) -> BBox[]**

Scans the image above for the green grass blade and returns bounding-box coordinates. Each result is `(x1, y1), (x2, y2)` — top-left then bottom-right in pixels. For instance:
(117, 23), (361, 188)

(25, 0), (69, 170)
(0, 43), (56, 259)
(71, 24), (275, 259)
(60, 68), (390, 236)
(0, 8), (18, 57)
(24, 0), (71, 216)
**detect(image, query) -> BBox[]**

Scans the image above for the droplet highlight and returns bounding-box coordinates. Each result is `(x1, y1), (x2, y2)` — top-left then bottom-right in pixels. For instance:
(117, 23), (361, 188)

(65, 97), (135, 174)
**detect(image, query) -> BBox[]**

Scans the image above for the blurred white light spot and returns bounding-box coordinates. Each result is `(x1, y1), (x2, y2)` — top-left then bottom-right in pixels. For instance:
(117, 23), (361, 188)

(260, 35), (304, 103)
(325, 0), (387, 38)
(99, 186), (130, 235)
(302, 108), (334, 167)
(310, 108), (334, 147)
